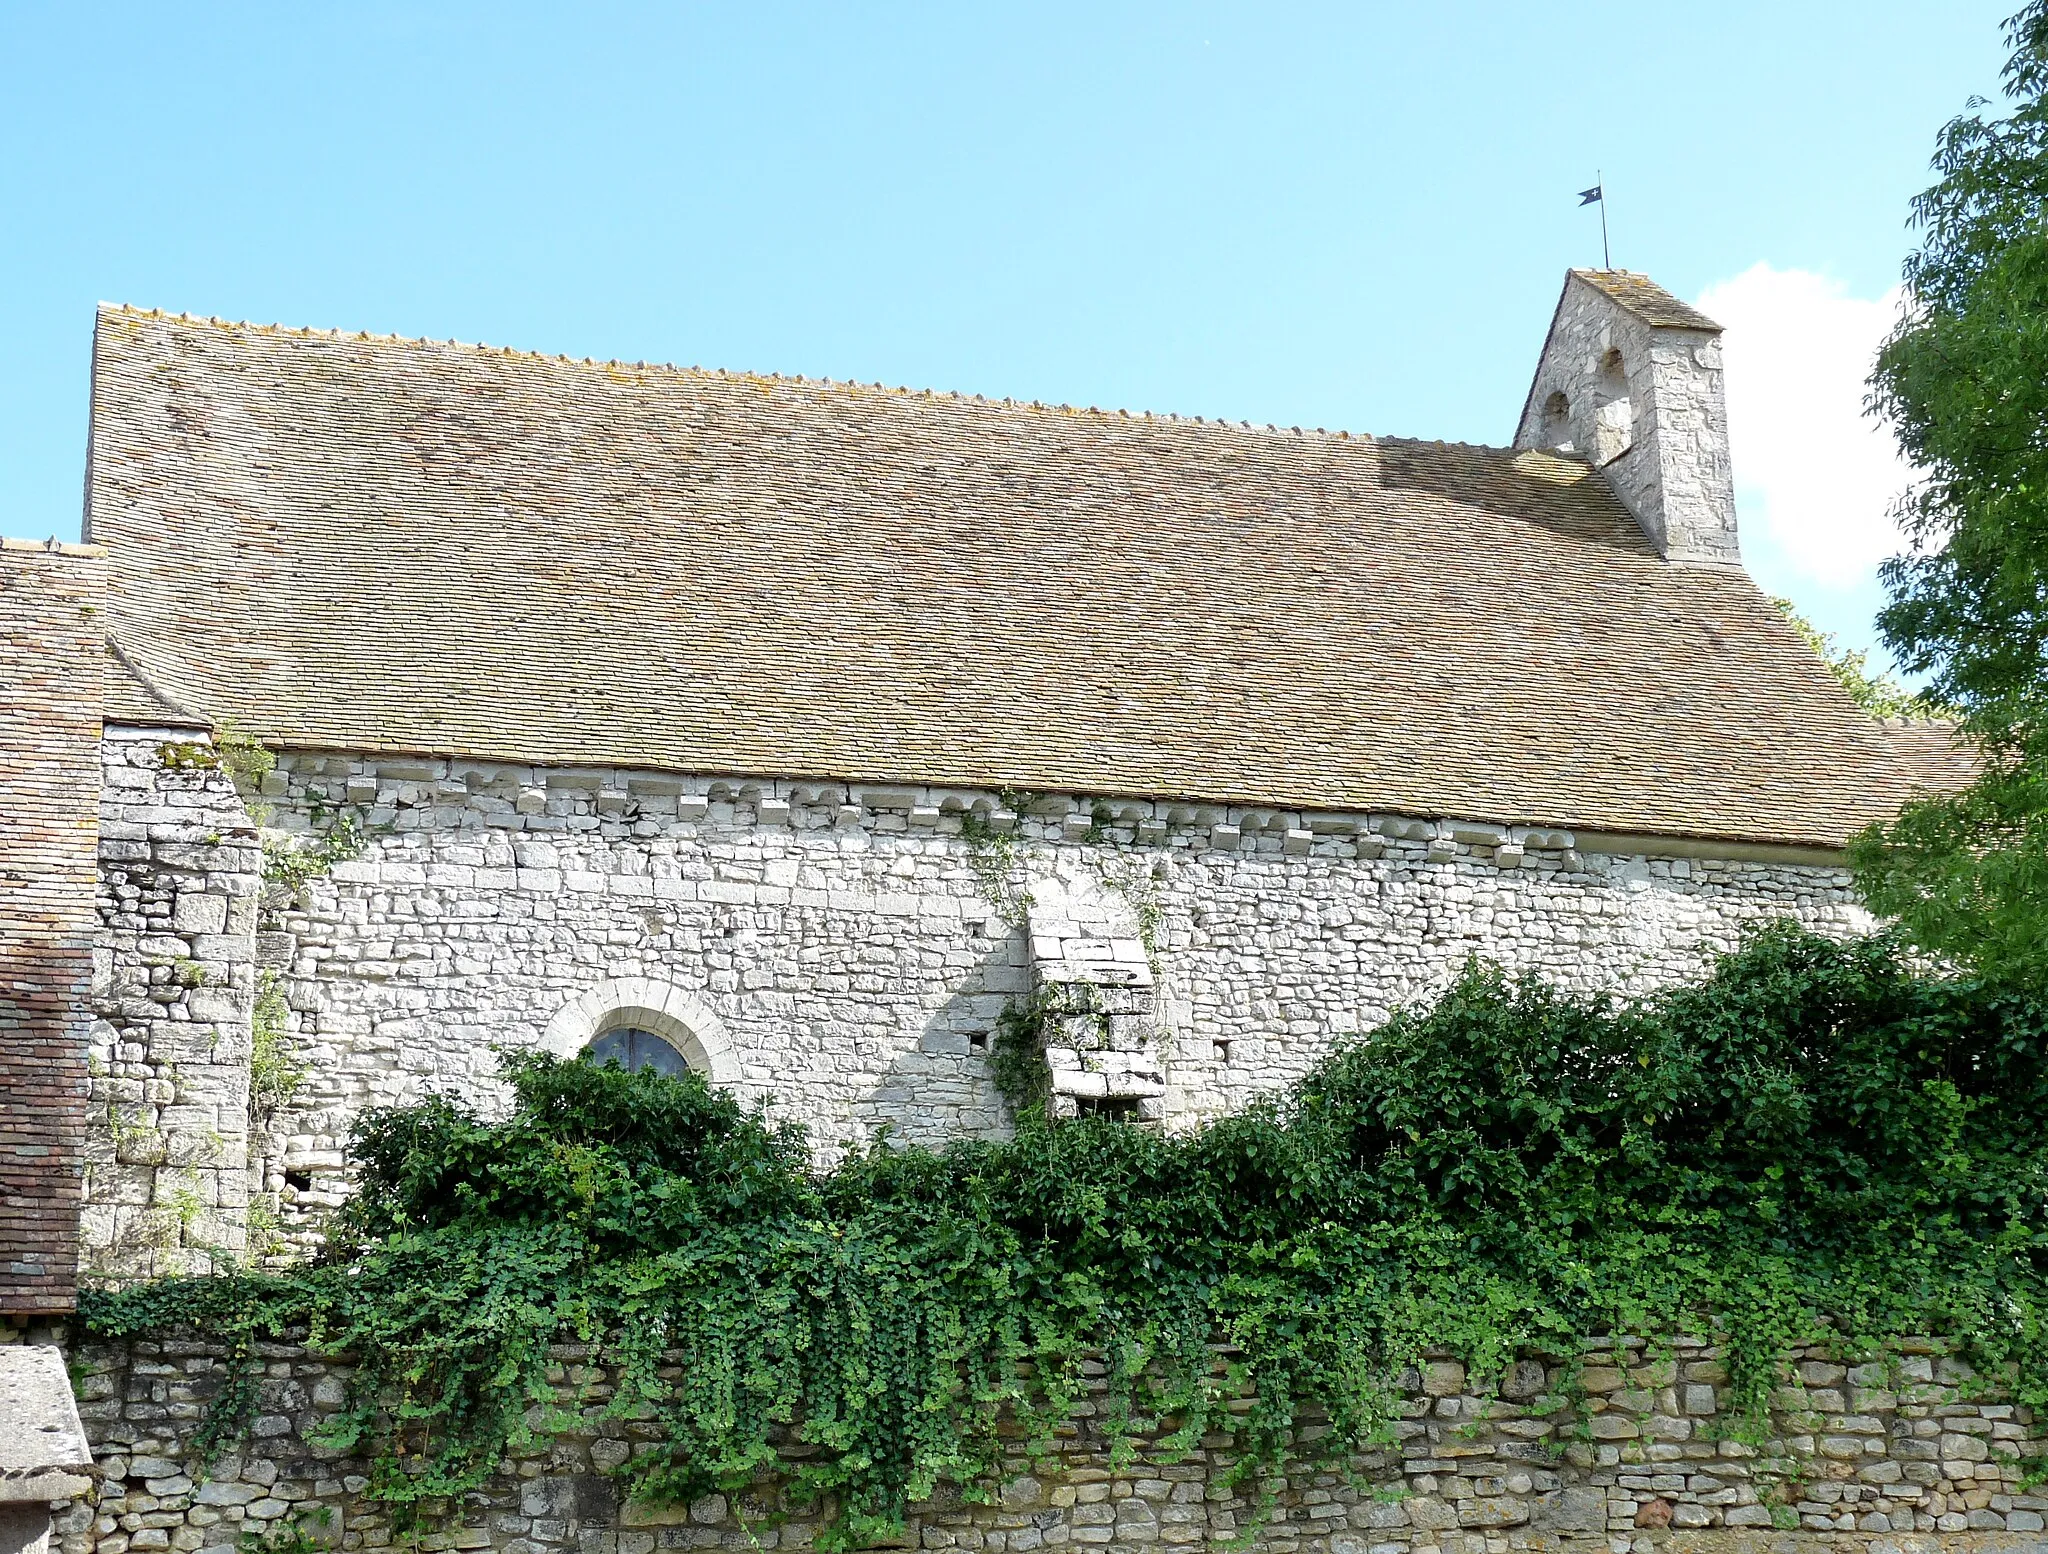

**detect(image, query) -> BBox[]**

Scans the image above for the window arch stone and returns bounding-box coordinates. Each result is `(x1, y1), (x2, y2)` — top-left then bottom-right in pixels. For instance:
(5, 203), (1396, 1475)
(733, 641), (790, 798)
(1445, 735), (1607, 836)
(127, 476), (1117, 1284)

(541, 977), (740, 1086)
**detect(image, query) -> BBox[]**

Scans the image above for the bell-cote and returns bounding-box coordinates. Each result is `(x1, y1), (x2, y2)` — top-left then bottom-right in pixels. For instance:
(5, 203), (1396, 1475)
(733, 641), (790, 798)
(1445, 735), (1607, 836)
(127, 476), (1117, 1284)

(1513, 269), (1740, 565)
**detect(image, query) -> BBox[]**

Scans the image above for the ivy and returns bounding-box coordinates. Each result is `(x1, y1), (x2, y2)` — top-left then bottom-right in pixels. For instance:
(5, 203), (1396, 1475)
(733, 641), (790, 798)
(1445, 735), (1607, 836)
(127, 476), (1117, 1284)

(153, 724), (367, 925)
(957, 790), (1037, 923)
(249, 969), (303, 1119)
(1096, 853), (1165, 961)
(240, 1509), (333, 1554)
(988, 984), (1094, 1113)
(82, 925), (2048, 1549)
(263, 812), (366, 896)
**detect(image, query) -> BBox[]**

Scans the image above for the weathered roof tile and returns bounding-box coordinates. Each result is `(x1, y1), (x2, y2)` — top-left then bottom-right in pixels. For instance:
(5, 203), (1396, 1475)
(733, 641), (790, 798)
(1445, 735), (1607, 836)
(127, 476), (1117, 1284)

(86, 305), (1937, 847)
(1570, 269), (1723, 332)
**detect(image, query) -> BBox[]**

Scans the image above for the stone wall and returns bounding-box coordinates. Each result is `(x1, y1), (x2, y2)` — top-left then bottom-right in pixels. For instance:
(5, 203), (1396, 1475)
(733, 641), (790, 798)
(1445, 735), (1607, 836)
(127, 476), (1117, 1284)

(86, 730), (261, 1280)
(77, 743), (1875, 1257)
(50, 1330), (2046, 1554)
(0, 541), (106, 1315)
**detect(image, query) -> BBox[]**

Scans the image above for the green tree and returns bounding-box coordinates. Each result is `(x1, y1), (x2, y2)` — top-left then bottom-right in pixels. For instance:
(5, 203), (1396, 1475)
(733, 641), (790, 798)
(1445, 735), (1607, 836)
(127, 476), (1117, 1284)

(1852, 2), (2048, 983)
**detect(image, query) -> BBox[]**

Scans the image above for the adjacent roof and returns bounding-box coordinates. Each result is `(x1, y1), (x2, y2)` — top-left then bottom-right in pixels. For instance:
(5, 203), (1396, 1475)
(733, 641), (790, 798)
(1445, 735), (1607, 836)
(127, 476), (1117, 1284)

(1570, 270), (1723, 332)
(87, 305), (1943, 848)
(1885, 718), (1980, 796)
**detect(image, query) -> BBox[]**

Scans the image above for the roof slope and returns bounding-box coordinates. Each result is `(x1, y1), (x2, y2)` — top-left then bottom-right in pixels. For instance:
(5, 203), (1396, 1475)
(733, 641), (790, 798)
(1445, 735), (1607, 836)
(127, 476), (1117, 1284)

(104, 642), (208, 728)
(1885, 718), (1981, 796)
(1571, 270), (1723, 331)
(88, 306), (1939, 848)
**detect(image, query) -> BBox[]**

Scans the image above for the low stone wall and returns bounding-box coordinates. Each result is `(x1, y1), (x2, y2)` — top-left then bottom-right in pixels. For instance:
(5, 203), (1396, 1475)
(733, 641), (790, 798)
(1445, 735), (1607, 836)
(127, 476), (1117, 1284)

(51, 1332), (2048, 1554)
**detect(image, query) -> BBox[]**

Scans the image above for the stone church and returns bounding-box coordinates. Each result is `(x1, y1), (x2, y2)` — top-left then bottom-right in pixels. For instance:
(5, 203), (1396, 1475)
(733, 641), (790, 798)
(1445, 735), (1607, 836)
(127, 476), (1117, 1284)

(0, 268), (1967, 1316)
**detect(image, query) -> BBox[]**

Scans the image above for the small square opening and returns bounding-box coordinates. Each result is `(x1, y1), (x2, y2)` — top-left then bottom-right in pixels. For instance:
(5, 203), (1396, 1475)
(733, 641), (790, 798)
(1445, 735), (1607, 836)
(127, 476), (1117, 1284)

(1072, 1096), (1139, 1124)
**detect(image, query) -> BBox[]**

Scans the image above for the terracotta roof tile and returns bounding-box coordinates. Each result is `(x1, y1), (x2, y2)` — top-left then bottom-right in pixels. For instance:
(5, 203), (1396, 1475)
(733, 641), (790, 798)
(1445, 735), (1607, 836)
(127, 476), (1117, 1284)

(85, 305), (1936, 847)
(1884, 718), (1981, 796)
(103, 641), (209, 728)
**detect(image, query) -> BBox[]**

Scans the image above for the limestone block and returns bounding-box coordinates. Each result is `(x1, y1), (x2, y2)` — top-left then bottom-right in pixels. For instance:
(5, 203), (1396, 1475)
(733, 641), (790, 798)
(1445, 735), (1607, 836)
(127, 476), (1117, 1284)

(91, 738), (1874, 1197)
(0, 1348), (93, 1505)
(170, 894), (227, 935)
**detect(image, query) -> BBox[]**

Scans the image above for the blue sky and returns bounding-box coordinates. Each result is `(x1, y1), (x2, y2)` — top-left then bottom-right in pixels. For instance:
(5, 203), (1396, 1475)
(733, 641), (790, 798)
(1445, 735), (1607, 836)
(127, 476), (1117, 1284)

(0, 2), (2015, 663)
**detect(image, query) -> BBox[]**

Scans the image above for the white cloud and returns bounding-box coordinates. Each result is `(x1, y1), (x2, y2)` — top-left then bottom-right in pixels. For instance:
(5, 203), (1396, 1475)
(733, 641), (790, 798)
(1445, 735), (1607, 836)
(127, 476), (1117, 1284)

(1694, 263), (1914, 589)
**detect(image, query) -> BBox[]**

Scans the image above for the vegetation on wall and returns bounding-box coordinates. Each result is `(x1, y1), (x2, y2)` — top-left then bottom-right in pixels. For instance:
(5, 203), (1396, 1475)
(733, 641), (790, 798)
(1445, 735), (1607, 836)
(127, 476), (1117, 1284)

(957, 800), (1032, 923)
(248, 969), (304, 1120)
(82, 926), (2048, 1548)
(261, 812), (366, 900)
(156, 722), (275, 790)
(157, 720), (365, 908)
(987, 983), (1084, 1111)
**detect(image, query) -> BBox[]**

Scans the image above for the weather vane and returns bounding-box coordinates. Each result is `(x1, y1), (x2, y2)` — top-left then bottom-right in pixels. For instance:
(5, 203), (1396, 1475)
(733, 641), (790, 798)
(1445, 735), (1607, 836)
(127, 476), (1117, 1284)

(1579, 174), (1610, 271)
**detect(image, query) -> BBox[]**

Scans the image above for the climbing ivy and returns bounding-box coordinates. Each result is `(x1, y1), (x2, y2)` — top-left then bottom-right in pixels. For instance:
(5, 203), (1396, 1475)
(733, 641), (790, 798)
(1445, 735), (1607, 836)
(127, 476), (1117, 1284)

(957, 791), (1037, 923)
(262, 812), (366, 897)
(82, 925), (2048, 1549)
(987, 983), (1098, 1112)
(248, 969), (303, 1119)
(153, 723), (367, 916)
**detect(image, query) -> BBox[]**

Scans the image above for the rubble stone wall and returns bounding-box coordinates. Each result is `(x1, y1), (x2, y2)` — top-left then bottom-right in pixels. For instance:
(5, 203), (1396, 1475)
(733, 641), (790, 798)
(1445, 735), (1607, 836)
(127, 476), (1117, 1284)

(86, 730), (260, 1280)
(77, 743), (1877, 1257)
(51, 1332), (2046, 1554)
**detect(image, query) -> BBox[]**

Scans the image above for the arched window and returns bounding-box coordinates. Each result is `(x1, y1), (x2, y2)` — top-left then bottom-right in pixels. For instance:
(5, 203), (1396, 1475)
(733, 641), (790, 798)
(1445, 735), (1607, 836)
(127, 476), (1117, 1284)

(1538, 390), (1572, 451)
(581, 1025), (696, 1077)
(1591, 348), (1632, 463)
(542, 978), (741, 1086)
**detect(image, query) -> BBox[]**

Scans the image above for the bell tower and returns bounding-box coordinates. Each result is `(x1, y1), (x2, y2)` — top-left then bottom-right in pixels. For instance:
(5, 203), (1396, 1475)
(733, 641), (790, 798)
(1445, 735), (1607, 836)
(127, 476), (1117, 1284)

(1514, 270), (1740, 565)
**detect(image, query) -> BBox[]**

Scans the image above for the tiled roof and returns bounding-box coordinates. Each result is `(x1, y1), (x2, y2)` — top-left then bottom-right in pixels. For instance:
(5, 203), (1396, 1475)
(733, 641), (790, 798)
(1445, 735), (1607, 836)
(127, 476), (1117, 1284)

(104, 642), (208, 728)
(0, 543), (101, 1316)
(86, 305), (1947, 848)
(1883, 718), (1980, 795)
(1570, 270), (1722, 332)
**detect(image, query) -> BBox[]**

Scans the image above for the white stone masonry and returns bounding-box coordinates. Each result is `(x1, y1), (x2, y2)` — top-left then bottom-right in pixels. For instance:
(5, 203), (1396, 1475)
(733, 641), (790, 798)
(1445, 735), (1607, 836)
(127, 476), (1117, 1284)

(1026, 880), (1167, 1122)
(87, 731), (259, 1280)
(80, 738), (1875, 1267)
(1515, 274), (1739, 565)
